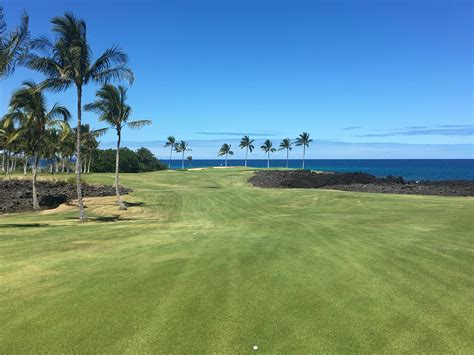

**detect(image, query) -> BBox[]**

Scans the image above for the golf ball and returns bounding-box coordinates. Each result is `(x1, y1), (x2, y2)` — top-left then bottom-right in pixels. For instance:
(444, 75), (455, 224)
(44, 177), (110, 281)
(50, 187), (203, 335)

(253, 345), (258, 351)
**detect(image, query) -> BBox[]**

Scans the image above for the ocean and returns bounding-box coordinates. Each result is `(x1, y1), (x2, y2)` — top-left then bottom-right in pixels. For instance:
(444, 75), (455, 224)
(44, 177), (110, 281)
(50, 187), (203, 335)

(166, 159), (474, 181)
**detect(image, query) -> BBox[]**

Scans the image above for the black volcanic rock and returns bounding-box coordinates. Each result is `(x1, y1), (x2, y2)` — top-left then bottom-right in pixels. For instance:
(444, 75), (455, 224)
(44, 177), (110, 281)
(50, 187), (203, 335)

(0, 179), (131, 213)
(248, 170), (474, 196)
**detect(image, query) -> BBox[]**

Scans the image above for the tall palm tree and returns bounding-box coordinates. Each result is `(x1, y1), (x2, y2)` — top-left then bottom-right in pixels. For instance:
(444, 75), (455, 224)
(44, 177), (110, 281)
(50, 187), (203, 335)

(84, 84), (150, 210)
(27, 13), (134, 221)
(175, 140), (191, 169)
(279, 138), (293, 168)
(295, 132), (313, 169)
(164, 136), (176, 168)
(239, 135), (254, 167)
(0, 10), (29, 78)
(261, 139), (276, 168)
(218, 143), (233, 167)
(6, 81), (70, 208)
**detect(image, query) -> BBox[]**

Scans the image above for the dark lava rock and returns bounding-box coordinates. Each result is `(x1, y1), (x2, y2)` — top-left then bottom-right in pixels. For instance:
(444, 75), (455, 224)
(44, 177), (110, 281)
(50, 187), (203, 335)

(0, 179), (131, 213)
(248, 170), (474, 197)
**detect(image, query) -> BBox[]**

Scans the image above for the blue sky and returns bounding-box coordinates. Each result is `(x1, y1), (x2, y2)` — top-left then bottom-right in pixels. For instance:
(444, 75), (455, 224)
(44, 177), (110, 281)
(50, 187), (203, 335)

(1, 0), (472, 159)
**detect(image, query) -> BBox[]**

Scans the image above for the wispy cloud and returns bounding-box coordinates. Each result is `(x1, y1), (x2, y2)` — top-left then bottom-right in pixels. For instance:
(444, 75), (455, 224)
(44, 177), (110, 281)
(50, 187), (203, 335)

(341, 126), (362, 131)
(358, 126), (474, 137)
(195, 131), (277, 137)
(437, 124), (473, 128)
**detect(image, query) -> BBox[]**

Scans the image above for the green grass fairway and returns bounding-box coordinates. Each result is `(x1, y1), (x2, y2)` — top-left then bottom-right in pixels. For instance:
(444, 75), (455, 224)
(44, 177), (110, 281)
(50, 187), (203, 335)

(1, 169), (473, 352)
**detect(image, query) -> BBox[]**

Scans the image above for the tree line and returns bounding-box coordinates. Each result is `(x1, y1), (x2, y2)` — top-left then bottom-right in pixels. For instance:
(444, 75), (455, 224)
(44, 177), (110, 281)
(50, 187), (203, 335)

(165, 132), (313, 169)
(218, 132), (313, 168)
(0, 10), (152, 216)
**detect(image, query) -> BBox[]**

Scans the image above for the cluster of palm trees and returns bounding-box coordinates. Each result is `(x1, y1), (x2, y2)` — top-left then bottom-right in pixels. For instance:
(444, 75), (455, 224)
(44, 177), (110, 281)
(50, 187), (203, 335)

(164, 136), (192, 169)
(0, 11), (150, 218)
(218, 132), (313, 168)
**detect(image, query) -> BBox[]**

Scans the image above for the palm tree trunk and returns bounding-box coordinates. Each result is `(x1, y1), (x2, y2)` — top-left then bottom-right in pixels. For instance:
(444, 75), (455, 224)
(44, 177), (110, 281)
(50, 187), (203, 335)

(169, 146), (173, 169)
(181, 151), (185, 169)
(245, 147), (248, 167)
(286, 149), (289, 168)
(23, 155), (28, 175)
(225, 152), (228, 167)
(76, 85), (86, 221)
(267, 152), (270, 168)
(1, 150), (4, 172)
(5, 150), (9, 175)
(32, 154), (40, 210)
(87, 156), (91, 173)
(115, 130), (127, 210)
(61, 157), (65, 173)
(302, 145), (305, 169)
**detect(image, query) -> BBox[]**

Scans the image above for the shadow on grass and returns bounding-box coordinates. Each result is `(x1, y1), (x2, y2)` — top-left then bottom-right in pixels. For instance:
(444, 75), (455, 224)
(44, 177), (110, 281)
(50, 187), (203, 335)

(62, 215), (135, 222)
(91, 215), (136, 223)
(0, 223), (50, 228)
(123, 201), (145, 207)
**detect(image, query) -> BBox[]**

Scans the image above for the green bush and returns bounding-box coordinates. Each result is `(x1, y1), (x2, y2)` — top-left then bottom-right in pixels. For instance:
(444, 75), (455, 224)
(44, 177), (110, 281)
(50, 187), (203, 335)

(91, 147), (167, 173)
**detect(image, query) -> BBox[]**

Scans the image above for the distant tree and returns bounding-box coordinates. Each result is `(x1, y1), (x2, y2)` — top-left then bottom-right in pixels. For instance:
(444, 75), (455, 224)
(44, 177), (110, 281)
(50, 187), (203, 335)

(261, 139), (276, 168)
(164, 136), (176, 168)
(6, 81), (70, 208)
(279, 138), (293, 168)
(0, 10), (29, 78)
(91, 148), (166, 173)
(27, 13), (134, 220)
(239, 135), (254, 167)
(295, 132), (313, 169)
(0, 116), (22, 175)
(186, 155), (192, 167)
(78, 124), (105, 174)
(218, 143), (233, 167)
(137, 147), (164, 171)
(84, 84), (151, 210)
(174, 140), (191, 169)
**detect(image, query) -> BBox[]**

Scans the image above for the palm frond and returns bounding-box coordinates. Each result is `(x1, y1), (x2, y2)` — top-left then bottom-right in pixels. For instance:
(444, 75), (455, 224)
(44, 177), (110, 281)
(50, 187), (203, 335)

(90, 65), (134, 85)
(126, 120), (152, 129)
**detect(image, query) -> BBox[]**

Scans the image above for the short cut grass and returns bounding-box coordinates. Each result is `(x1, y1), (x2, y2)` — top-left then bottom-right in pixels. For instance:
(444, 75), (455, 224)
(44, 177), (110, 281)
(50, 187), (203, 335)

(1, 169), (473, 352)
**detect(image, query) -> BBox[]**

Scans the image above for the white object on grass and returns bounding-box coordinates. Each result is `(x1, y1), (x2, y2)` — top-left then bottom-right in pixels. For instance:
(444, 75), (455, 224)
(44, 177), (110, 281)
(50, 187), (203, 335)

(253, 345), (258, 351)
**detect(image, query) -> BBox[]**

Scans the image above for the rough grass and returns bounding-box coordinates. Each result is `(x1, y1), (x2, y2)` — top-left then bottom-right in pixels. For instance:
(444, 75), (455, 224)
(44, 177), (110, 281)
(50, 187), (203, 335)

(1, 169), (473, 353)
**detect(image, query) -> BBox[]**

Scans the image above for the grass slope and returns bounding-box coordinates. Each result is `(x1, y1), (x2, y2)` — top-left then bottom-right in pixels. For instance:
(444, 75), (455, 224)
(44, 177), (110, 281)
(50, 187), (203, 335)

(1, 169), (473, 353)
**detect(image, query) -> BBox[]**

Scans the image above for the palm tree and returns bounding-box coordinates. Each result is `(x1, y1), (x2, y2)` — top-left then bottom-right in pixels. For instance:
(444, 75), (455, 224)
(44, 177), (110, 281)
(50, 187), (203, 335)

(174, 141), (191, 169)
(0, 10), (29, 78)
(295, 132), (313, 169)
(164, 136), (176, 168)
(27, 13), (134, 221)
(79, 124), (104, 174)
(261, 139), (276, 168)
(279, 138), (293, 168)
(0, 117), (22, 175)
(84, 84), (150, 210)
(218, 143), (233, 167)
(6, 81), (70, 208)
(239, 135), (254, 167)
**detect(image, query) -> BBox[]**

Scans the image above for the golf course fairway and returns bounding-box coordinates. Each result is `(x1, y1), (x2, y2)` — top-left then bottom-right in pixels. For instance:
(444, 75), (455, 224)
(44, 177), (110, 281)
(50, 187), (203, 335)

(1, 169), (473, 352)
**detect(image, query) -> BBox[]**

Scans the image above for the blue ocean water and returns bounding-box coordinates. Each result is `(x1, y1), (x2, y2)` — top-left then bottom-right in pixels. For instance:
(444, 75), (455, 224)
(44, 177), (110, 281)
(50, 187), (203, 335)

(166, 159), (474, 181)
